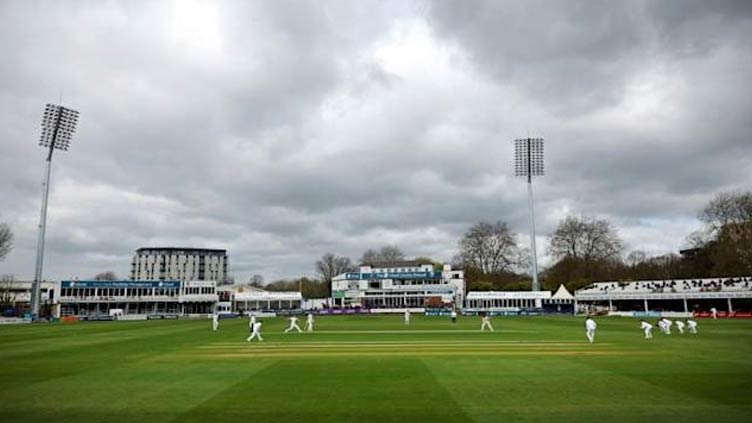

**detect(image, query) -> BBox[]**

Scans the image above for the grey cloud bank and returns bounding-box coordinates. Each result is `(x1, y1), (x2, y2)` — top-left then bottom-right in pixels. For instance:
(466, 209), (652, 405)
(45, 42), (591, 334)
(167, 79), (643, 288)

(1, 0), (750, 282)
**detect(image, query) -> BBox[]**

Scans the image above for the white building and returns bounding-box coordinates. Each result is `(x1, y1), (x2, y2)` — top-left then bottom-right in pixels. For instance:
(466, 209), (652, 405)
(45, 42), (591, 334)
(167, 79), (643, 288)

(0, 280), (58, 318)
(217, 284), (303, 313)
(464, 285), (574, 315)
(234, 291), (303, 312)
(58, 280), (218, 318)
(574, 276), (752, 315)
(331, 260), (465, 310)
(130, 247), (228, 282)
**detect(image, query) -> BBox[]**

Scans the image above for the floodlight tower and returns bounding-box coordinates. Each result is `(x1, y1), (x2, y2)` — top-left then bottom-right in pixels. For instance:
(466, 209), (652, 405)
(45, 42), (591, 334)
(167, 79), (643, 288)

(514, 138), (544, 293)
(31, 104), (80, 319)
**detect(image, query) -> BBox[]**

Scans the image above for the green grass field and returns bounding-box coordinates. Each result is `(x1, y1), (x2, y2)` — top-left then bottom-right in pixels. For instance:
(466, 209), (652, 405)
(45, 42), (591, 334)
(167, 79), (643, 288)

(1, 315), (751, 422)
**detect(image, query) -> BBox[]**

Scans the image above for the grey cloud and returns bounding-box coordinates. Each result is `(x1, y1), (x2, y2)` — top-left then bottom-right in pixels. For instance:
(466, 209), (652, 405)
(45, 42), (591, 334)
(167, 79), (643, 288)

(1, 1), (750, 282)
(427, 0), (752, 115)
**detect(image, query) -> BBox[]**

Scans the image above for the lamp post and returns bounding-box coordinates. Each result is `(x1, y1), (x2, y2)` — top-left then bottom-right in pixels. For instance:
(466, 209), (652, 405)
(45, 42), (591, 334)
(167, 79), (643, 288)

(514, 137), (544, 293)
(31, 104), (79, 319)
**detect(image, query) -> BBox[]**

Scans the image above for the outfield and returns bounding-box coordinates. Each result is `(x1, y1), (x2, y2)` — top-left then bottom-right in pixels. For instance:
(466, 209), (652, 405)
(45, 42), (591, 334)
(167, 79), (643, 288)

(1, 315), (750, 422)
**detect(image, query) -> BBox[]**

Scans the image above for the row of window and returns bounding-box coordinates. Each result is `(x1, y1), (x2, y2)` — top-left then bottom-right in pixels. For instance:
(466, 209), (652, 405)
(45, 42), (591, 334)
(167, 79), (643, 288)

(363, 291), (451, 296)
(372, 267), (425, 273)
(132, 257), (227, 266)
(60, 287), (215, 297)
(184, 287), (215, 295)
(61, 287), (180, 297)
(368, 280), (450, 289)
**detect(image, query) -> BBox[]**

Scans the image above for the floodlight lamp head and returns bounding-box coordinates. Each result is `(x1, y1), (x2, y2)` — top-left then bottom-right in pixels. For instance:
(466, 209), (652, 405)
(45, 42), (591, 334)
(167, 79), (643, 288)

(513, 137), (545, 178)
(38, 103), (79, 151)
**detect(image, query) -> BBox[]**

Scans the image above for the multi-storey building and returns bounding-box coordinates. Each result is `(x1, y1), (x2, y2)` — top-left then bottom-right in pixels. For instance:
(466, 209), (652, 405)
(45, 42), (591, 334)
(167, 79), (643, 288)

(331, 260), (465, 309)
(0, 280), (58, 318)
(130, 247), (228, 282)
(57, 279), (218, 317)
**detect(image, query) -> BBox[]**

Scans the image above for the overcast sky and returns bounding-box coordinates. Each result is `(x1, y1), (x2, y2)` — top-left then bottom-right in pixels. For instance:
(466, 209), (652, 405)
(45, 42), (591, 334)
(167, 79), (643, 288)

(1, 0), (750, 282)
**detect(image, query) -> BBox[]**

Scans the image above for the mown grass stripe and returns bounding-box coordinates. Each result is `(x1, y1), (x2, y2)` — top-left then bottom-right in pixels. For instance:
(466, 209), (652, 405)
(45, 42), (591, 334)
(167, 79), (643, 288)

(173, 350), (639, 358)
(196, 343), (604, 349)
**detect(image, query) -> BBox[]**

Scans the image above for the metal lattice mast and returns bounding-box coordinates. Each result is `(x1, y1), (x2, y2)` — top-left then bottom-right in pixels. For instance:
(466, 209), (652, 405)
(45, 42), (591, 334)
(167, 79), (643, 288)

(31, 104), (79, 318)
(514, 138), (544, 292)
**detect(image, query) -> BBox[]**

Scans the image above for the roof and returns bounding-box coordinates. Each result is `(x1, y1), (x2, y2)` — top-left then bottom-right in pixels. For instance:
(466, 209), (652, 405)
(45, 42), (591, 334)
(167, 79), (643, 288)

(235, 291), (303, 301)
(551, 284), (574, 300)
(135, 247), (227, 254)
(361, 259), (433, 268)
(466, 291), (552, 300)
(218, 284), (267, 293)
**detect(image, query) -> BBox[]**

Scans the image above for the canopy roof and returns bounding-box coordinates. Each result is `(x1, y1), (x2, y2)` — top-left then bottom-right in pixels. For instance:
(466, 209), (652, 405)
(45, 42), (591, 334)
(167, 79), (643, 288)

(551, 284), (574, 300)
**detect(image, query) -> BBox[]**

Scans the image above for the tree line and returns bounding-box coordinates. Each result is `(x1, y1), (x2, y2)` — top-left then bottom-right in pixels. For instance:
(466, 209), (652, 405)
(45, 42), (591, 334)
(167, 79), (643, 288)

(464, 190), (752, 291)
(269, 189), (752, 294)
(3, 190), (749, 296)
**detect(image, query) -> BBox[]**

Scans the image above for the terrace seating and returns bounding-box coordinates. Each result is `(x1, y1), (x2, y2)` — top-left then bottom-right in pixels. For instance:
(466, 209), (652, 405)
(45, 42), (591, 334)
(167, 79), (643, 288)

(577, 276), (752, 295)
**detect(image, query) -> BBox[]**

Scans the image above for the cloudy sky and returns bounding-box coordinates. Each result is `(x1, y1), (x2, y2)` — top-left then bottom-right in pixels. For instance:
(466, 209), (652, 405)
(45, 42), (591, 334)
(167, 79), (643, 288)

(1, 0), (750, 282)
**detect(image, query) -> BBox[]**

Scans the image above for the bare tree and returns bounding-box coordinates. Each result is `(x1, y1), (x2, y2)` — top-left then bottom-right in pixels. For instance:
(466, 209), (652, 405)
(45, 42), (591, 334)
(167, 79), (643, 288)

(649, 253), (683, 281)
(249, 274), (264, 287)
(379, 246), (404, 262)
(220, 274), (235, 286)
(93, 271), (118, 281)
(0, 274), (16, 310)
(316, 253), (355, 285)
(699, 190), (752, 274)
(0, 223), (12, 261)
(360, 246), (405, 264)
(685, 228), (714, 249)
(625, 250), (648, 268)
(700, 191), (752, 232)
(547, 215), (623, 262)
(458, 221), (524, 274)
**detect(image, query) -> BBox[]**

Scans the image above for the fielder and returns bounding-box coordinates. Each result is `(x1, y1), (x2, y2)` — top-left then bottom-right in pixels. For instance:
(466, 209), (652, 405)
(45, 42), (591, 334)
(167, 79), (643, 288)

(655, 319), (665, 334)
(247, 320), (263, 342)
(687, 319), (698, 334)
(480, 314), (494, 331)
(641, 320), (653, 339)
(657, 319), (670, 335)
(285, 316), (302, 333)
(249, 313), (256, 332)
(305, 313), (314, 332)
(585, 316), (597, 343)
(662, 318), (673, 334)
(710, 307), (718, 319)
(675, 319), (685, 334)
(404, 309), (411, 326)
(451, 309), (457, 324)
(212, 313), (219, 331)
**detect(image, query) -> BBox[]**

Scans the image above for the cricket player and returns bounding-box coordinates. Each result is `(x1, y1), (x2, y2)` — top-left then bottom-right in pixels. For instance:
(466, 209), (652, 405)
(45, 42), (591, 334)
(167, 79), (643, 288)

(285, 316), (302, 333)
(710, 307), (718, 319)
(640, 320), (653, 339)
(305, 313), (314, 332)
(656, 319), (667, 334)
(657, 319), (669, 334)
(212, 313), (219, 331)
(247, 320), (263, 342)
(687, 319), (698, 334)
(585, 316), (597, 343)
(404, 309), (411, 326)
(675, 319), (685, 334)
(451, 309), (457, 324)
(480, 314), (494, 331)
(662, 318), (673, 334)
(249, 313), (256, 331)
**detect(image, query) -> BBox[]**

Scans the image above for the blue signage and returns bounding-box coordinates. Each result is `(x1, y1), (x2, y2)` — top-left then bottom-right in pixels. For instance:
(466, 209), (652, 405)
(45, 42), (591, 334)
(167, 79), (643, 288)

(424, 309), (453, 316)
(633, 311), (662, 318)
(61, 280), (181, 289)
(344, 271), (442, 280)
